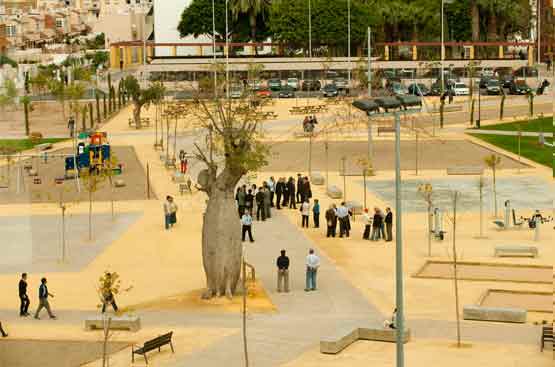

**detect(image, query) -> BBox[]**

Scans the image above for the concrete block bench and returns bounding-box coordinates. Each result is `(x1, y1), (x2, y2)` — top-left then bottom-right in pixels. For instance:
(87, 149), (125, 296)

(447, 166), (484, 175)
(345, 201), (363, 215)
(494, 245), (538, 258)
(321, 327), (411, 354)
(85, 315), (141, 332)
(114, 179), (126, 188)
(310, 172), (325, 185)
(463, 305), (526, 323)
(35, 143), (53, 151)
(327, 185), (343, 199)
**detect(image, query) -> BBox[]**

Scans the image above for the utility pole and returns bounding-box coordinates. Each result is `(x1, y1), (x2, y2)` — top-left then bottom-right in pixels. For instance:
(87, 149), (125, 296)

(394, 112), (406, 367)
(212, 0), (217, 99)
(367, 27), (372, 97)
(440, 0), (445, 95)
(341, 156), (347, 201)
(537, 0), (541, 66)
(225, 0), (229, 99)
(308, 0), (312, 59)
(347, 0), (351, 91)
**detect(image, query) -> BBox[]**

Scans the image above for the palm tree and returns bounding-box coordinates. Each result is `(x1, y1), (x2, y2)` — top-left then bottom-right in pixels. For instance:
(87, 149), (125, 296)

(230, 0), (270, 49)
(484, 154), (501, 217)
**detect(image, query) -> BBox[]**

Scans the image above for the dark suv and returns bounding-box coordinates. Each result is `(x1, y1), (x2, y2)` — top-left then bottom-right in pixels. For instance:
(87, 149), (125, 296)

(302, 80), (321, 91)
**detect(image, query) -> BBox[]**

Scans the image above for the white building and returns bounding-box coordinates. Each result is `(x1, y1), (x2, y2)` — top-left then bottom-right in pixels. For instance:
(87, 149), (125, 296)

(153, 0), (212, 57)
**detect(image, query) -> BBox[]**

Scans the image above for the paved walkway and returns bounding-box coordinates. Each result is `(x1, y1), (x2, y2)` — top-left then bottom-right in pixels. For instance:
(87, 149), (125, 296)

(173, 212), (383, 366)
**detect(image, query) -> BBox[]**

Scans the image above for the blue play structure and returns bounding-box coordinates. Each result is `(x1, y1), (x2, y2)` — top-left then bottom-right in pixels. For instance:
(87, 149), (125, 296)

(65, 132), (117, 175)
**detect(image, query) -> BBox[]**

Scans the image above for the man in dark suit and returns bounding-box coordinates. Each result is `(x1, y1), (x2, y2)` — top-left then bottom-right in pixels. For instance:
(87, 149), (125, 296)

(385, 207), (393, 242)
(0, 322), (7, 337)
(275, 178), (285, 210)
(34, 278), (56, 320)
(19, 273), (30, 317)
(296, 173), (303, 203)
(288, 177), (296, 209)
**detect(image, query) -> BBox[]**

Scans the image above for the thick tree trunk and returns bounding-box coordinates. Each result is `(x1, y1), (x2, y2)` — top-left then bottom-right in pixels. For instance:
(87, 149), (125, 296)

(202, 185), (242, 299)
(133, 103), (141, 129)
(487, 12), (498, 41)
(471, 0), (480, 41)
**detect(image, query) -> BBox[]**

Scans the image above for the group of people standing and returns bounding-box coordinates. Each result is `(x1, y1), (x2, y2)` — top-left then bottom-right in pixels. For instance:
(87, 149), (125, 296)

(362, 207), (394, 242)
(237, 174), (315, 242)
(275, 248), (321, 293)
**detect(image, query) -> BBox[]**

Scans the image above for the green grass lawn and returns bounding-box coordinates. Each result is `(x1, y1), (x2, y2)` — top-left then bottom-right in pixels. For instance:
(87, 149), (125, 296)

(469, 133), (553, 168)
(0, 138), (67, 153)
(478, 116), (554, 132)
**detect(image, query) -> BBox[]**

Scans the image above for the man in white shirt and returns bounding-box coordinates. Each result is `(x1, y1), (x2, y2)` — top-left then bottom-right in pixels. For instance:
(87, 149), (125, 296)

(301, 199), (311, 228)
(336, 202), (350, 238)
(241, 211), (254, 242)
(305, 249), (320, 291)
(362, 208), (372, 240)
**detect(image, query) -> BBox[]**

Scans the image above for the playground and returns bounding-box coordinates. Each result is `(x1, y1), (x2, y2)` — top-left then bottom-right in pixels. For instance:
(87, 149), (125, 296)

(0, 145), (155, 204)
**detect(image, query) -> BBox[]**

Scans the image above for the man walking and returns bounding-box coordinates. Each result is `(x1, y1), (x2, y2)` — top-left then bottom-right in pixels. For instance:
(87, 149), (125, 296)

(305, 249), (320, 291)
(19, 273), (30, 317)
(100, 272), (119, 313)
(34, 278), (56, 320)
(67, 116), (75, 138)
(301, 199), (311, 228)
(276, 250), (290, 293)
(179, 150), (188, 174)
(0, 322), (7, 337)
(325, 204), (337, 237)
(385, 207), (393, 242)
(337, 202), (350, 238)
(313, 199), (320, 228)
(241, 210), (254, 242)
(163, 196), (178, 230)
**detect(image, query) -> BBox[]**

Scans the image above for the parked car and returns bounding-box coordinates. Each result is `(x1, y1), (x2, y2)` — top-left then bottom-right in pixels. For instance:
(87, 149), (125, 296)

(287, 78), (300, 90)
(452, 82), (469, 96)
(509, 80), (531, 95)
(268, 78), (282, 91)
(485, 79), (502, 95)
(479, 76), (491, 89)
(499, 74), (514, 88)
(230, 85), (244, 99)
(278, 86), (295, 98)
(388, 82), (408, 96)
(302, 80), (321, 91)
(334, 77), (348, 90)
(247, 80), (262, 91)
(407, 83), (429, 96)
(322, 84), (339, 97)
(255, 88), (272, 98)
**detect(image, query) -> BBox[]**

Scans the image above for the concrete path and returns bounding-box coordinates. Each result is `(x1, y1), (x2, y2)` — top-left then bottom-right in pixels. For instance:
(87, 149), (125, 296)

(172, 211), (384, 366)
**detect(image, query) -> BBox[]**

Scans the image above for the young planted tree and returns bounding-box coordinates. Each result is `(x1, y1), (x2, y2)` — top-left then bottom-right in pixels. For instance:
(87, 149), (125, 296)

(499, 85), (506, 121)
(447, 190), (462, 348)
(122, 75), (165, 129)
(193, 98), (268, 299)
(96, 91), (101, 124)
(484, 154), (501, 217)
(80, 168), (109, 241)
(476, 175), (487, 238)
(21, 96), (32, 136)
(417, 183), (434, 257)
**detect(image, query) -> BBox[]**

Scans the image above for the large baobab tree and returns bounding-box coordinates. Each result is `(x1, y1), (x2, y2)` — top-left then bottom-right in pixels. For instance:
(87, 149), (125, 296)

(193, 97), (268, 299)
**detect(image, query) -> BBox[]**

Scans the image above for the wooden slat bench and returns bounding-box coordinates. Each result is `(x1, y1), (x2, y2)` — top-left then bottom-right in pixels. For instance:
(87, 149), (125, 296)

(446, 166), (484, 175)
(327, 185), (343, 199)
(35, 143), (53, 151)
(132, 331), (174, 364)
(541, 325), (553, 352)
(494, 245), (538, 258)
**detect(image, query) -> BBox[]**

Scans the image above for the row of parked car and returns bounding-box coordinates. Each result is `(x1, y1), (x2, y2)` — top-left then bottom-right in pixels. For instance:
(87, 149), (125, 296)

(388, 76), (533, 98)
(230, 78), (350, 99)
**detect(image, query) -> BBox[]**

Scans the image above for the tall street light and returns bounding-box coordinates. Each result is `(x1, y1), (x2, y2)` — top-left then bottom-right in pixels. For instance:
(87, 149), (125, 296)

(226, 0), (229, 99)
(308, 0), (312, 58)
(212, 0), (217, 98)
(440, 0), (454, 95)
(347, 0), (351, 91)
